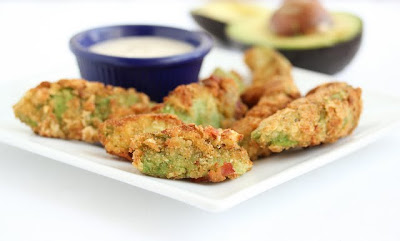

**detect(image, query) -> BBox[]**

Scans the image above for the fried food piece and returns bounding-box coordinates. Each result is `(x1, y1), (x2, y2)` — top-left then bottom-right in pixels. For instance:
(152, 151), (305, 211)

(212, 67), (246, 93)
(153, 69), (246, 128)
(202, 70), (248, 127)
(251, 82), (362, 152)
(231, 73), (300, 160)
(231, 47), (300, 160)
(241, 47), (294, 107)
(13, 79), (152, 142)
(131, 124), (253, 182)
(99, 114), (183, 160)
(231, 93), (295, 160)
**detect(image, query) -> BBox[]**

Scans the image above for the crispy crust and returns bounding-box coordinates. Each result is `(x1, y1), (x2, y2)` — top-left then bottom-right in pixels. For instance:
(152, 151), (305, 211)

(230, 48), (301, 160)
(13, 79), (152, 142)
(241, 47), (295, 107)
(252, 82), (363, 152)
(231, 92), (296, 160)
(99, 113), (183, 160)
(153, 71), (246, 128)
(202, 74), (247, 127)
(131, 124), (252, 182)
(152, 83), (198, 113)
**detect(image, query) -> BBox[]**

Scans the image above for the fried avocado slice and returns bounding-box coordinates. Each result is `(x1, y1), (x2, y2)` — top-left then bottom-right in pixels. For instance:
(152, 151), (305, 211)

(230, 71), (300, 160)
(241, 47), (295, 107)
(154, 84), (222, 127)
(251, 82), (362, 152)
(212, 67), (246, 93)
(154, 70), (246, 128)
(131, 124), (253, 182)
(231, 93), (296, 160)
(13, 79), (152, 142)
(99, 114), (183, 160)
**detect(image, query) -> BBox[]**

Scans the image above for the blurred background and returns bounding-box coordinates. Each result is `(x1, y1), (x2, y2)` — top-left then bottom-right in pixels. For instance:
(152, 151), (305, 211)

(0, 0), (399, 95)
(1, 1), (399, 241)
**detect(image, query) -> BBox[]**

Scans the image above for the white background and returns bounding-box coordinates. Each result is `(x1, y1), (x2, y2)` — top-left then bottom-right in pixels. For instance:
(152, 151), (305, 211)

(1, 1), (400, 240)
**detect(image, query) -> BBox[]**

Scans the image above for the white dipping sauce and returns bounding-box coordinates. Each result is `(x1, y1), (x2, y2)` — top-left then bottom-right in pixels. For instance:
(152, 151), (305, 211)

(89, 36), (194, 58)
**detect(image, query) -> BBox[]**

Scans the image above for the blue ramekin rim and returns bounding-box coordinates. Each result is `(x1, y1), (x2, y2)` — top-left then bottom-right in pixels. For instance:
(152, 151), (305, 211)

(69, 24), (213, 67)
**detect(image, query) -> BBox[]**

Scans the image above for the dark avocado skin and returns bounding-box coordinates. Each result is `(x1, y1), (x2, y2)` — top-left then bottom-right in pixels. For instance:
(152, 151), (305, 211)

(191, 12), (229, 43)
(278, 33), (362, 74)
(228, 31), (362, 74)
(191, 12), (362, 74)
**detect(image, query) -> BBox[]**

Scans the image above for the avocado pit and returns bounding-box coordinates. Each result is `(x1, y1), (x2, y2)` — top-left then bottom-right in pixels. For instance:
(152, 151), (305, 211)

(270, 0), (333, 36)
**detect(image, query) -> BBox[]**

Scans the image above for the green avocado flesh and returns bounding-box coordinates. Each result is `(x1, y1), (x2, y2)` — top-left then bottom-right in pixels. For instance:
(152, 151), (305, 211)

(140, 151), (209, 178)
(251, 130), (298, 148)
(117, 94), (138, 107)
(192, 2), (269, 23)
(269, 132), (298, 147)
(94, 97), (111, 121)
(161, 98), (222, 128)
(138, 141), (249, 179)
(18, 114), (38, 127)
(212, 68), (245, 93)
(94, 94), (138, 121)
(51, 88), (74, 121)
(227, 12), (362, 50)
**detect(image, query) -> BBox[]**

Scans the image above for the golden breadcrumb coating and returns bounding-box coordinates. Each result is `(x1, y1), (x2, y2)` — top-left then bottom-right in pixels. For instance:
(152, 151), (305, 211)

(13, 79), (152, 142)
(252, 82), (362, 152)
(231, 66), (300, 160)
(153, 69), (246, 128)
(99, 114), (183, 160)
(241, 47), (295, 107)
(232, 93), (296, 160)
(212, 67), (246, 93)
(131, 124), (253, 182)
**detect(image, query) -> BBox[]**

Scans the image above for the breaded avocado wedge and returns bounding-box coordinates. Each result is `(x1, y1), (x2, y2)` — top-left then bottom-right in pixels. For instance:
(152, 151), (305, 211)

(230, 47), (301, 160)
(13, 79), (152, 142)
(252, 82), (362, 152)
(131, 124), (253, 182)
(240, 47), (296, 107)
(154, 69), (247, 128)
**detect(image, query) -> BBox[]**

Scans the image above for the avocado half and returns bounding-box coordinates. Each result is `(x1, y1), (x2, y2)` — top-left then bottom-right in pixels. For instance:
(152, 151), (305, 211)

(226, 12), (363, 74)
(192, 3), (363, 74)
(191, 2), (269, 42)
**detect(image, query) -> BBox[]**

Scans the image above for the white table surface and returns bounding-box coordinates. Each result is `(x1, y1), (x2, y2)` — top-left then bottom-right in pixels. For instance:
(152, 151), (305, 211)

(1, 1), (399, 240)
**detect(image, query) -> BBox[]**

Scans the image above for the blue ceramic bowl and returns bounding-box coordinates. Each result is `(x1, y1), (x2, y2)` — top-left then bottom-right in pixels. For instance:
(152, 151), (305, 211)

(69, 25), (213, 102)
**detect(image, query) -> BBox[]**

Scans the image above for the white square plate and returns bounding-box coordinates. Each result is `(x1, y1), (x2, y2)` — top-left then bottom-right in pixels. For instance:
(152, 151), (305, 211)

(1, 49), (399, 212)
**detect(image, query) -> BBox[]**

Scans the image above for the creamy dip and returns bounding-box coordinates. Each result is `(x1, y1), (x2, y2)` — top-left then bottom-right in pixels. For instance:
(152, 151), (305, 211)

(89, 36), (194, 58)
